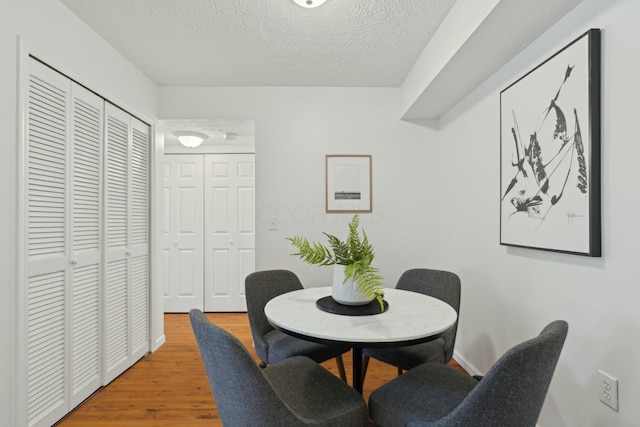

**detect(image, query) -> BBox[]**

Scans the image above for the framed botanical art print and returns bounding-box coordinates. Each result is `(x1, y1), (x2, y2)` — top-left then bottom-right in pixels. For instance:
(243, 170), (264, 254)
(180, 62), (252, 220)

(500, 29), (601, 256)
(326, 155), (372, 213)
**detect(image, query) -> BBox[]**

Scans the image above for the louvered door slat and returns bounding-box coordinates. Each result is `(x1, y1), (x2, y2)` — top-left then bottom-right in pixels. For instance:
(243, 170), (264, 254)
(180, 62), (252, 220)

(105, 111), (129, 250)
(131, 127), (149, 246)
(28, 143), (66, 163)
(27, 271), (66, 427)
(71, 265), (99, 400)
(130, 254), (149, 360)
(72, 91), (101, 254)
(104, 259), (129, 379)
(27, 72), (67, 262)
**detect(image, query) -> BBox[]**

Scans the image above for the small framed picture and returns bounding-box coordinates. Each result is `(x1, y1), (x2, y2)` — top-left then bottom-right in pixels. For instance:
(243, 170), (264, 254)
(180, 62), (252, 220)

(325, 155), (372, 213)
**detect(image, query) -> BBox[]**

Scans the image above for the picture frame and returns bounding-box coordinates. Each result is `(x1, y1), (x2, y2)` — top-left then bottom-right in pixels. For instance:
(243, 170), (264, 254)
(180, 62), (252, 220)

(326, 155), (372, 213)
(499, 29), (601, 257)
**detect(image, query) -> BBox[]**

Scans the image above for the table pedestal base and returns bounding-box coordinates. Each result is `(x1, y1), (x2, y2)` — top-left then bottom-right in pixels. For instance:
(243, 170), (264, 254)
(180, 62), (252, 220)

(352, 347), (363, 394)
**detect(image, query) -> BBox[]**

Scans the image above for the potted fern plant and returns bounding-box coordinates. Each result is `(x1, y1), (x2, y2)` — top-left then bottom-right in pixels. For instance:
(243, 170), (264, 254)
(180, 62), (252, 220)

(287, 214), (385, 311)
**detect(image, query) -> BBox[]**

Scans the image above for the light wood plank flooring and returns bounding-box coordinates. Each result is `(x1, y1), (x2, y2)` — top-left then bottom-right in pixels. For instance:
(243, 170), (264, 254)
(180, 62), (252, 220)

(56, 313), (466, 426)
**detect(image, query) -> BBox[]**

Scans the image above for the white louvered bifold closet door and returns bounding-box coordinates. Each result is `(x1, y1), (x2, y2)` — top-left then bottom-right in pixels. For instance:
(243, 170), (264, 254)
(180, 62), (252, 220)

(130, 119), (150, 362)
(26, 59), (70, 427)
(25, 59), (103, 427)
(23, 57), (150, 426)
(69, 82), (103, 409)
(103, 104), (150, 384)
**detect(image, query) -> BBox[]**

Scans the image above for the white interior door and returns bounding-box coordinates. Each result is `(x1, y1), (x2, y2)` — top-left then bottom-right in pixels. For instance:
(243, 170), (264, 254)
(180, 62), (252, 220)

(162, 155), (204, 312)
(204, 154), (255, 312)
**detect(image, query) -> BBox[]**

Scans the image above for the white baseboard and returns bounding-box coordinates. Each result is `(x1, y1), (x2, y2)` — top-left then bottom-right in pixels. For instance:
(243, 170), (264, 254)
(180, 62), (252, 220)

(452, 349), (482, 376)
(153, 334), (166, 352)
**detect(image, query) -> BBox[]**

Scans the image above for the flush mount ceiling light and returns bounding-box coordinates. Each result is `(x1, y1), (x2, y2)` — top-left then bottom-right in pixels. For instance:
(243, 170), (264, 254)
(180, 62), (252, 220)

(174, 131), (207, 148)
(293, 0), (327, 8)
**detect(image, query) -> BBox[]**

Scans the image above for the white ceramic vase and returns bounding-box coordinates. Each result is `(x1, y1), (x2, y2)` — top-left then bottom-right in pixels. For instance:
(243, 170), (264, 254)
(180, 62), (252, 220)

(331, 264), (373, 306)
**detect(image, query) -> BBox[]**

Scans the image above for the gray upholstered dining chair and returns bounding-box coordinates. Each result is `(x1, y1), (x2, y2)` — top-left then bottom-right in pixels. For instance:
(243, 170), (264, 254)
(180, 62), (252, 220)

(245, 269), (349, 381)
(362, 268), (461, 380)
(190, 309), (368, 426)
(368, 320), (568, 427)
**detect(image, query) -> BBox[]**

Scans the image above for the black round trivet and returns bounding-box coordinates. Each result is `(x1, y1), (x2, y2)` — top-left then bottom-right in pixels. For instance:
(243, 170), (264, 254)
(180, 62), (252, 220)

(316, 296), (389, 316)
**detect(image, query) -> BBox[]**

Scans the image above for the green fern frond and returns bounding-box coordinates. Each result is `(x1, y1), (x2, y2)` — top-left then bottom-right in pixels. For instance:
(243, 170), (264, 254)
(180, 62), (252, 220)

(344, 261), (385, 311)
(286, 236), (336, 266)
(324, 233), (350, 264)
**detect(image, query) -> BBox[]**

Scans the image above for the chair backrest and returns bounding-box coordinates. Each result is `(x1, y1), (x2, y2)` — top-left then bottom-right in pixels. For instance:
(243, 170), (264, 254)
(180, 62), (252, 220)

(396, 268), (461, 362)
(189, 309), (302, 426)
(438, 320), (569, 427)
(244, 269), (304, 362)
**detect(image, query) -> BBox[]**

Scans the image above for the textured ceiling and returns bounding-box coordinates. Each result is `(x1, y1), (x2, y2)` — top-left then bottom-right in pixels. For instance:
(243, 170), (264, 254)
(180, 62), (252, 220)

(59, 0), (457, 87)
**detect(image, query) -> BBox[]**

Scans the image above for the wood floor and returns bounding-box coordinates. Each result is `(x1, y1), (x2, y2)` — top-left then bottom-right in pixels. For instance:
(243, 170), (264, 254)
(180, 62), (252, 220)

(56, 313), (467, 426)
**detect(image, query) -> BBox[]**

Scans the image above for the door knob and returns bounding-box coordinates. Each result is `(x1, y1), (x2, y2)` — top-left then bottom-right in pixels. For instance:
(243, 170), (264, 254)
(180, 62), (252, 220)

(70, 257), (78, 266)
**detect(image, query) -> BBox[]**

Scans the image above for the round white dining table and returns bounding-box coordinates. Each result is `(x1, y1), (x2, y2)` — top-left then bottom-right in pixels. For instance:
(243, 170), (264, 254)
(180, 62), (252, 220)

(264, 286), (457, 393)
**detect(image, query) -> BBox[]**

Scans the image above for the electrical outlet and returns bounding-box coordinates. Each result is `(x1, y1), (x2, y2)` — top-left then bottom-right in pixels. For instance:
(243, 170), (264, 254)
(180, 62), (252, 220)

(598, 370), (618, 411)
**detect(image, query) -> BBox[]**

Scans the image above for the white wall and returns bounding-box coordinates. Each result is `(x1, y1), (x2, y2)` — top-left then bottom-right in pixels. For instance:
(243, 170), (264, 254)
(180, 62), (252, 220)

(436, 0), (639, 425)
(0, 1), (159, 425)
(5, 1), (632, 426)
(159, 87), (440, 288)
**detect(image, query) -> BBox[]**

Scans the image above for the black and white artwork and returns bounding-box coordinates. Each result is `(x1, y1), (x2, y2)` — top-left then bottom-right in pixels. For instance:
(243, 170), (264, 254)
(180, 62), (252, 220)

(326, 155), (372, 213)
(500, 29), (601, 256)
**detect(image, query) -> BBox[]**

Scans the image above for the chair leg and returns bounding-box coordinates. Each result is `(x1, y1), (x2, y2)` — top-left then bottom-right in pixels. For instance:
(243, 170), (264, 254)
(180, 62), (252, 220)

(362, 355), (370, 383)
(397, 367), (403, 376)
(336, 355), (347, 382)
